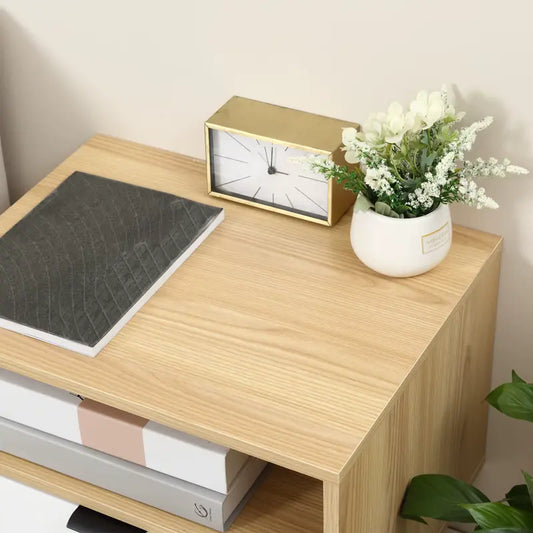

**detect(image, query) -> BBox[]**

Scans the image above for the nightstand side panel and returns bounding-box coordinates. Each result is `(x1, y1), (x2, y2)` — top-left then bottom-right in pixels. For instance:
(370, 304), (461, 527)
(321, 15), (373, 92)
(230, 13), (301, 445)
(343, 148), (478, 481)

(324, 247), (502, 533)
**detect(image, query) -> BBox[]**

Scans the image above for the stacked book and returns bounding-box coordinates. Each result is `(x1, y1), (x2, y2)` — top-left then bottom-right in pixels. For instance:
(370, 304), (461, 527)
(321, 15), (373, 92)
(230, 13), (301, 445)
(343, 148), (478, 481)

(1, 477), (146, 533)
(0, 369), (267, 531)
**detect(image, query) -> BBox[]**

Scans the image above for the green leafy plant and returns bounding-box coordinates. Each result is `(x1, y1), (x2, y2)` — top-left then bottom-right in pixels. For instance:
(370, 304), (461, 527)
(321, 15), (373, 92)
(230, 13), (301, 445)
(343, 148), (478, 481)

(401, 371), (533, 531)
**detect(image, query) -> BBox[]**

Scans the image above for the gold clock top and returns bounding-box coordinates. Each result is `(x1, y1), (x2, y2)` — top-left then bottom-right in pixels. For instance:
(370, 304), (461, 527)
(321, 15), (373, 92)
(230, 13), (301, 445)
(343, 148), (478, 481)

(205, 96), (359, 155)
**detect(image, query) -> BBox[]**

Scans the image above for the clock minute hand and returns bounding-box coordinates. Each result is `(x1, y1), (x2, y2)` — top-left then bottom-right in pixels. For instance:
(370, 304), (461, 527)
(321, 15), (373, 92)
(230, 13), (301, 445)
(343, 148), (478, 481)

(274, 170), (289, 175)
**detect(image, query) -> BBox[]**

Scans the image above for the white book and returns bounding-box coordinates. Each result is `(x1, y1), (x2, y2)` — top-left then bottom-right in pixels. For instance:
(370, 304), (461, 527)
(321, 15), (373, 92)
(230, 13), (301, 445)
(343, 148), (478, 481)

(0, 477), (77, 533)
(0, 368), (82, 443)
(0, 477), (147, 532)
(0, 369), (248, 493)
(143, 421), (248, 494)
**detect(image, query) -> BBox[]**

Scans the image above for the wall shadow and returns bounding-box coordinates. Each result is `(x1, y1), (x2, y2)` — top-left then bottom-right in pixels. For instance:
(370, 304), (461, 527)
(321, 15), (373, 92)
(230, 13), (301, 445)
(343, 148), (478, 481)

(0, 9), (96, 200)
(451, 86), (533, 497)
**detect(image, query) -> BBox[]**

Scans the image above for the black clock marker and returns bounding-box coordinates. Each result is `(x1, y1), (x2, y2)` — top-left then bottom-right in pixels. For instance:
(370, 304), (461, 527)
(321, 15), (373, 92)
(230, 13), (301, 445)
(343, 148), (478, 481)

(294, 187), (327, 214)
(214, 154), (248, 164)
(225, 132), (251, 152)
(285, 194), (294, 208)
(252, 186), (262, 199)
(218, 175), (252, 187)
(298, 174), (327, 183)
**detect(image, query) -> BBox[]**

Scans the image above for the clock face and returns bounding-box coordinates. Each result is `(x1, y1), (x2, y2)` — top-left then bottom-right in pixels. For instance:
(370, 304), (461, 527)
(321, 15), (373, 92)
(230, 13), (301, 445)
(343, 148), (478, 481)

(208, 129), (329, 221)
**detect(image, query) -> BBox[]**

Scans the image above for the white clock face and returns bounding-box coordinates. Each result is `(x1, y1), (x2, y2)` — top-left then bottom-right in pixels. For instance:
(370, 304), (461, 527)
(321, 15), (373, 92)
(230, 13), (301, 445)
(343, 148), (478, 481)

(208, 129), (329, 220)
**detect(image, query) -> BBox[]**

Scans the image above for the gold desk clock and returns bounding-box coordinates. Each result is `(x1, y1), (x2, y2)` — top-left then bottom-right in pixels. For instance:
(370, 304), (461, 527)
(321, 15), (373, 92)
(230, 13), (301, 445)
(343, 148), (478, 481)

(205, 96), (358, 226)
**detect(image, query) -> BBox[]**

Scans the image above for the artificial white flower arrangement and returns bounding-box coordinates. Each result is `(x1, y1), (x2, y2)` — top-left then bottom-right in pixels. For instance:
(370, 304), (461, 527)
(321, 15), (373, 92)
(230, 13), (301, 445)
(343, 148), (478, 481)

(308, 87), (529, 218)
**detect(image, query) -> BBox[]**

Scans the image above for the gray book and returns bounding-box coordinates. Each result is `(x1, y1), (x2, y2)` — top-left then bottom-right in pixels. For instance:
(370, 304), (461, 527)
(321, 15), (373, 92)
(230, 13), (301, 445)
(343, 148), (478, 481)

(0, 172), (224, 357)
(0, 417), (267, 532)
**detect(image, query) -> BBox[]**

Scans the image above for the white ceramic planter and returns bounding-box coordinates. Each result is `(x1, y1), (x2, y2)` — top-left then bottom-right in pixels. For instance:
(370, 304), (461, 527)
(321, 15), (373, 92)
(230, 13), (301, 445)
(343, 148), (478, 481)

(350, 203), (452, 277)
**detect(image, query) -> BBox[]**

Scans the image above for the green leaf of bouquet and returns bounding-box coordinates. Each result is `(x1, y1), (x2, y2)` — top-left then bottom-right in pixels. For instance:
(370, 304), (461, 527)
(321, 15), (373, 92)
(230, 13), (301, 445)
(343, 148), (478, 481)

(506, 485), (533, 512)
(403, 178), (419, 192)
(486, 383), (533, 422)
(513, 371), (527, 384)
(462, 503), (533, 529)
(401, 474), (489, 523)
(425, 152), (437, 169)
(374, 201), (391, 216)
(420, 148), (429, 171)
(354, 193), (374, 213)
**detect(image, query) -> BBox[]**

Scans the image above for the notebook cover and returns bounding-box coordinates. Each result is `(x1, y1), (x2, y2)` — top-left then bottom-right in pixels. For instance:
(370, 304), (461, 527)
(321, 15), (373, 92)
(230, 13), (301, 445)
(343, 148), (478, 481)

(0, 171), (223, 356)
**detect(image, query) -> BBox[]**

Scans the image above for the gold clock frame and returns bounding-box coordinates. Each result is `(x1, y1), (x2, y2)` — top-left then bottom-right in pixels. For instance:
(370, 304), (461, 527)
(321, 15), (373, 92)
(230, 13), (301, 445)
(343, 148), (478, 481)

(205, 96), (358, 226)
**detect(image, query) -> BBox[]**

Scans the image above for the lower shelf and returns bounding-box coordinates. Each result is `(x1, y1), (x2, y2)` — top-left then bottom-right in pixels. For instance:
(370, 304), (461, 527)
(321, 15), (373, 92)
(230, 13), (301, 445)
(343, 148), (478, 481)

(0, 452), (323, 533)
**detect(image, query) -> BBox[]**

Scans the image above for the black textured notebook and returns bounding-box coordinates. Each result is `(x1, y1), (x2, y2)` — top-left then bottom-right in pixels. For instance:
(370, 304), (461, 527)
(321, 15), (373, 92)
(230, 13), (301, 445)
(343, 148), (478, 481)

(0, 171), (224, 357)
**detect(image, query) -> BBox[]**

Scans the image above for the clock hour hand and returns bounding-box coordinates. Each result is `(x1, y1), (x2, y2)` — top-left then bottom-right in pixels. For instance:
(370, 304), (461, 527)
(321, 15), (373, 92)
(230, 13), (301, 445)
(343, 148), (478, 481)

(266, 144), (283, 175)
(274, 170), (289, 175)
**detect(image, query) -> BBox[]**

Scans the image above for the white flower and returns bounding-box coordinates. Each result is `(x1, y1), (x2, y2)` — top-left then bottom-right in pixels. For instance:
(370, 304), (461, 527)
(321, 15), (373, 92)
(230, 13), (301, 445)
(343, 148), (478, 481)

(344, 150), (359, 164)
(364, 166), (396, 196)
(506, 165), (529, 175)
(364, 168), (381, 189)
(410, 179), (440, 209)
(421, 179), (441, 198)
(457, 177), (499, 209)
(405, 110), (423, 133)
(360, 103), (417, 145)
(342, 127), (360, 147)
(408, 88), (460, 130)
(342, 137), (386, 168)
(409, 90), (448, 130)
(445, 116), (494, 161)
(458, 155), (529, 180)
(382, 102), (413, 144)
(301, 154), (335, 172)
(362, 112), (387, 146)
(434, 152), (456, 185)
(440, 85), (460, 120)
(411, 186), (434, 209)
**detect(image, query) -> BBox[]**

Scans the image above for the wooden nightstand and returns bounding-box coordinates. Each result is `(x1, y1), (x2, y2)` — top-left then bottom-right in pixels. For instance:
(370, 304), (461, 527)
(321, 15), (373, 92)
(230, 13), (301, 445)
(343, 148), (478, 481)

(0, 135), (502, 533)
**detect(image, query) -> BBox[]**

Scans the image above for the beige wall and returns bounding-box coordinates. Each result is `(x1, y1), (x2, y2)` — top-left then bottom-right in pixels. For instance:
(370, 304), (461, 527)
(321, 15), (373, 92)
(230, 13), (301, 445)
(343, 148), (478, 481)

(1, 0), (532, 498)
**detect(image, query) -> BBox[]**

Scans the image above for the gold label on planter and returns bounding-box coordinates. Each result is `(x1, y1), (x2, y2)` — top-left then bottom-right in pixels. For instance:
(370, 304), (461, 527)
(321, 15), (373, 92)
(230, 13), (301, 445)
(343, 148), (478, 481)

(421, 222), (451, 254)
